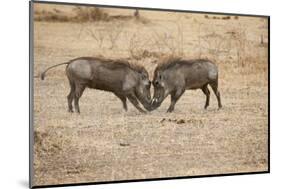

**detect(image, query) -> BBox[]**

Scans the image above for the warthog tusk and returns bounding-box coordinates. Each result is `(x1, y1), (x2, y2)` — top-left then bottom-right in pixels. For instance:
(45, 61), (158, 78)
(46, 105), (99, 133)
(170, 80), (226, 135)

(151, 98), (158, 105)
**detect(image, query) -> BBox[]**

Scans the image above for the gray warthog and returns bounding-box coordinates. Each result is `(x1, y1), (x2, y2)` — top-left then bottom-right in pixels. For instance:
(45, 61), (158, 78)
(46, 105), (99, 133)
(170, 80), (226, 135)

(151, 57), (222, 112)
(41, 57), (152, 113)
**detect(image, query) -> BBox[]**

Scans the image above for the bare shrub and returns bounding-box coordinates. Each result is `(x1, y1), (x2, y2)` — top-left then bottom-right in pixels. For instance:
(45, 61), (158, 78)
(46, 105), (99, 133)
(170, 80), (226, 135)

(34, 6), (151, 23)
(73, 6), (109, 22)
(85, 22), (124, 50)
(222, 16), (231, 20)
(34, 6), (109, 22)
(126, 21), (186, 60)
(196, 21), (250, 67)
(107, 23), (124, 49)
(203, 15), (231, 20)
(34, 10), (70, 22)
(128, 33), (146, 60)
(231, 29), (247, 66)
(86, 27), (106, 48)
(200, 32), (229, 60)
(128, 33), (164, 60)
(150, 22), (185, 57)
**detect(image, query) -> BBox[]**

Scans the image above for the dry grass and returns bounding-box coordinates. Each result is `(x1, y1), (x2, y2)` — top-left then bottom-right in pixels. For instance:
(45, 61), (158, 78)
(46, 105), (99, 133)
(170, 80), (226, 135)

(32, 3), (268, 187)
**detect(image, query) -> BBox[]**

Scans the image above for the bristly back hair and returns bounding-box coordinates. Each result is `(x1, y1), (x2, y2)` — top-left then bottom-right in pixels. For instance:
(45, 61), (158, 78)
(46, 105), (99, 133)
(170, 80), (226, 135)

(155, 55), (183, 71)
(71, 56), (146, 74)
(155, 55), (211, 72)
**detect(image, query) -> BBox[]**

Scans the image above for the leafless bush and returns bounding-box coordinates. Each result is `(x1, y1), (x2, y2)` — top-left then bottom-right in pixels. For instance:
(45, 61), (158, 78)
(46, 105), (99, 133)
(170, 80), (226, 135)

(34, 10), (70, 22)
(128, 33), (164, 60)
(107, 23), (124, 49)
(128, 33), (146, 60)
(222, 16), (231, 20)
(204, 15), (231, 20)
(34, 6), (152, 23)
(230, 29), (247, 66)
(151, 31), (177, 55)
(197, 21), (249, 67)
(34, 6), (109, 22)
(150, 22), (185, 57)
(73, 6), (109, 22)
(87, 28), (106, 48)
(199, 32), (229, 60)
(85, 22), (124, 51)
(127, 21), (186, 60)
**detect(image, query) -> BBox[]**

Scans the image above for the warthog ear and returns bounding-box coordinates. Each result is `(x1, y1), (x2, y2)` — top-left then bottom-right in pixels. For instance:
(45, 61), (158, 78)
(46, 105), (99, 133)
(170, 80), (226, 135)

(145, 81), (151, 89)
(154, 81), (159, 86)
(159, 73), (166, 80)
(140, 71), (149, 80)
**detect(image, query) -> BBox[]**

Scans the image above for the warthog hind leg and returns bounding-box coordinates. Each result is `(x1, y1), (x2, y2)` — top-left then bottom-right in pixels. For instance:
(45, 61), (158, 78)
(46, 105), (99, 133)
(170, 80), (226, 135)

(67, 80), (75, 113)
(210, 81), (222, 109)
(201, 84), (210, 109)
(74, 84), (86, 113)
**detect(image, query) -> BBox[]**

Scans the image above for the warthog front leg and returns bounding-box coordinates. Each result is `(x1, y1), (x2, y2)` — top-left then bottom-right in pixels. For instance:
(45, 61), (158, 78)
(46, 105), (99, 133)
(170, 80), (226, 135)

(114, 93), (127, 111)
(167, 89), (185, 113)
(127, 93), (146, 113)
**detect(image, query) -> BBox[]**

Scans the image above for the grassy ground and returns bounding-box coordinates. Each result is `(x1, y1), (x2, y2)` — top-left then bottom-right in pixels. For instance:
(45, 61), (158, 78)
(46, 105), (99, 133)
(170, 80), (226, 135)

(32, 3), (268, 186)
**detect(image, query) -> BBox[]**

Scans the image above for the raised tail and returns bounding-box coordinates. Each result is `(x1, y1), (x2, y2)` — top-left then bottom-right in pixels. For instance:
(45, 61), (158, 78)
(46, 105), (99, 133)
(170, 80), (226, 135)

(41, 62), (69, 80)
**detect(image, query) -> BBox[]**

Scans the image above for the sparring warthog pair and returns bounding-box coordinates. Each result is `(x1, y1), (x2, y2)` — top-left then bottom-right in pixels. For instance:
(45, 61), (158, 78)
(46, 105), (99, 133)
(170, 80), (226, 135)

(41, 56), (222, 113)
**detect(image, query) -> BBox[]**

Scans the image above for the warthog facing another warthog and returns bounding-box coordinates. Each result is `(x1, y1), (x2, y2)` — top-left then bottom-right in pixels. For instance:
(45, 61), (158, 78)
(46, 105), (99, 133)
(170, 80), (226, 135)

(40, 56), (222, 113)
(41, 57), (152, 113)
(151, 57), (222, 112)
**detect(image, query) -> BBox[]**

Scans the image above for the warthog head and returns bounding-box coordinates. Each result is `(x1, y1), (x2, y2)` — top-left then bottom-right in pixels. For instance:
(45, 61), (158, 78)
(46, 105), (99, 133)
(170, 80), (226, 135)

(135, 70), (153, 111)
(151, 70), (169, 110)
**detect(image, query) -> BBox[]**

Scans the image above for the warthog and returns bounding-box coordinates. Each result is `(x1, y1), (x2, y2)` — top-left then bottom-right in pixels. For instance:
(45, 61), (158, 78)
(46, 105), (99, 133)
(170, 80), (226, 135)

(41, 57), (152, 113)
(151, 57), (222, 112)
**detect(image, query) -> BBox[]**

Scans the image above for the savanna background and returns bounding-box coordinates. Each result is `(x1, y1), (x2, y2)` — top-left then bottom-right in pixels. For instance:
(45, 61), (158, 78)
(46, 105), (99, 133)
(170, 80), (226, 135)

(32, 2), (268, 186)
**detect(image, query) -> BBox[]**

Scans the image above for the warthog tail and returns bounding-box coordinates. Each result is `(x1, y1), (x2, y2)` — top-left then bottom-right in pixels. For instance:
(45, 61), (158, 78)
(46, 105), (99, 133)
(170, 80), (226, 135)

(41, 62), (69, 80)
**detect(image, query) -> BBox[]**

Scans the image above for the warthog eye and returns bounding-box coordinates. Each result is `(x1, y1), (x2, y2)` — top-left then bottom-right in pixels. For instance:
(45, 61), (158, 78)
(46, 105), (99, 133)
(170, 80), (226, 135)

(141, 74), (147, 80)
(154, 81), (159, 86)
(146, 82), (151, 89)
